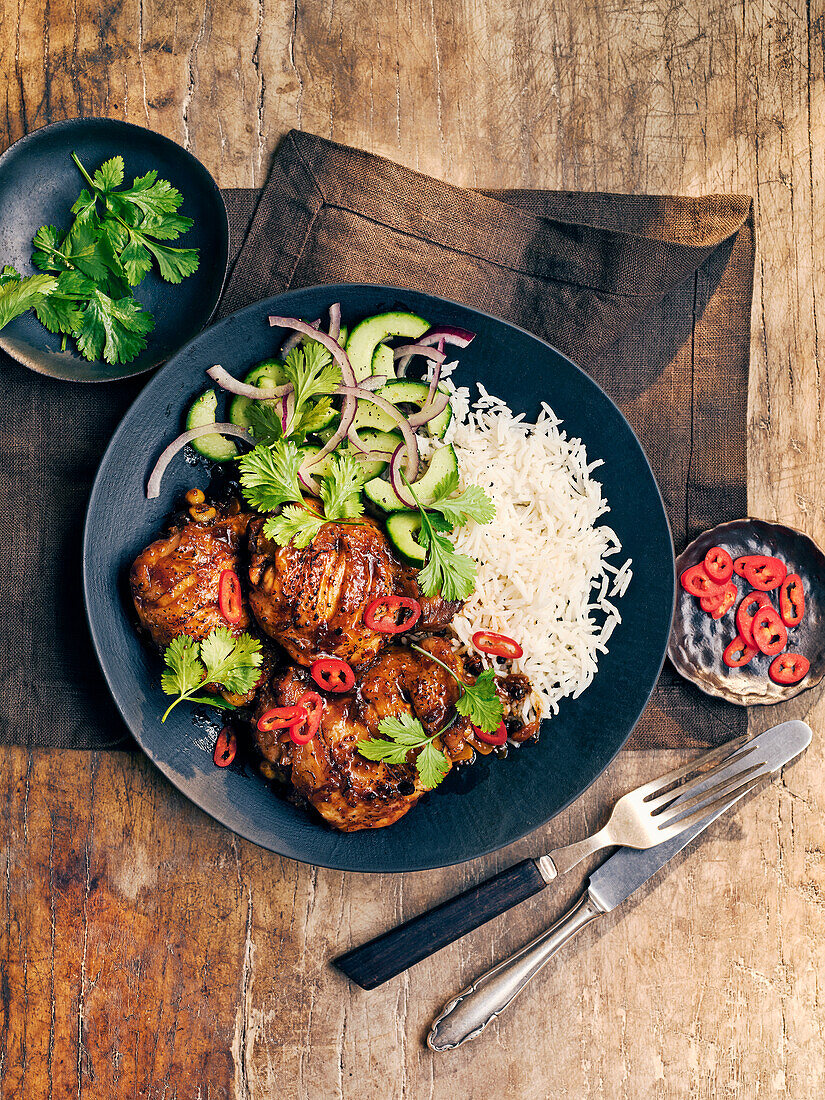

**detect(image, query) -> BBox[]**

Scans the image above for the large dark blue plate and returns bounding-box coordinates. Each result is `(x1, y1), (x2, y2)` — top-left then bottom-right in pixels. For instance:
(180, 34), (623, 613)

(0, 118), (228, 382)
(83, 284), (674, 872)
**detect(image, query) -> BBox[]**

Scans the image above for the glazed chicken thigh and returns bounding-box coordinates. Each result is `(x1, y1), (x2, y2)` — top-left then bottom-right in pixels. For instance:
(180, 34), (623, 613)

(131, 506), (253, 647)
(254, 636), (474, 831)
(247, 515), (459, 668)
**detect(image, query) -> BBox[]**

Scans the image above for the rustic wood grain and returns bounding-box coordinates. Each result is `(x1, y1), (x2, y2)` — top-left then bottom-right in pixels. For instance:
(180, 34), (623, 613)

(1, 0), (824, 1096)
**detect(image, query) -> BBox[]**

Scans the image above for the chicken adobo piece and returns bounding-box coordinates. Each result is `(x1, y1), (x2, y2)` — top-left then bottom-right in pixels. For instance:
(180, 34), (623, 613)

(254, 636), (476, 831)
(247, 515), (460, 668)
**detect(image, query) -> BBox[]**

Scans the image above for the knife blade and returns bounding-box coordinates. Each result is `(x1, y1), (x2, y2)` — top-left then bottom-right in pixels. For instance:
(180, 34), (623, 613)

(427, 719), (811, 1051)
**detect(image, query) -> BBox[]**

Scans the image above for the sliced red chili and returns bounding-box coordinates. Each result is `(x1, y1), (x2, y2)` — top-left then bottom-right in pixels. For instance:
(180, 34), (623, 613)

(751, 604), (788, 656)
(472, 721), (508, 746)
(680, 564), (725, 599)
(471, 630), (524, 660)
(213, 727), (237, 767)
(311, 658), (356, 693)
(218, 569), (243, 625)
(703, 581), (737, 620)
(779, 573), (804, 627)
(768, 652), (810, 685)
(723, 635), (758, 668)
(364, 595), (422, 634)
(289, 691), (325, 745)
(704, 546), (733, 584)
(735, 591), (771, 647)
(733, 555), (787, 592)
(257, 705), (307, 733)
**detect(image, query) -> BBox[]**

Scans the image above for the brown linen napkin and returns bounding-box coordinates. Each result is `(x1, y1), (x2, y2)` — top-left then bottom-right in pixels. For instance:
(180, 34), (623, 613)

(0, 129), (753, 750)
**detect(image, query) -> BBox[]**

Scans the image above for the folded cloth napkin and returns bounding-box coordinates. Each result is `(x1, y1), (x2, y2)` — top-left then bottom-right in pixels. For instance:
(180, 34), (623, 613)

(0, 129), (754, 750)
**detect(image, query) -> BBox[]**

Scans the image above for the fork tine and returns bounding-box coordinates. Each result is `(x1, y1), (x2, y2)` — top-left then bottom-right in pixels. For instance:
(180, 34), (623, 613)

(653, 772), (769, 840)
(634, 734), (752, 801)
(646, 743), (761, 814)
(653, 760), (767, 824)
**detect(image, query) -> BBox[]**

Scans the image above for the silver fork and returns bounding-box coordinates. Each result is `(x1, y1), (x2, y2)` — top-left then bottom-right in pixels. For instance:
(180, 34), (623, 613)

(539, 733), (761, 880)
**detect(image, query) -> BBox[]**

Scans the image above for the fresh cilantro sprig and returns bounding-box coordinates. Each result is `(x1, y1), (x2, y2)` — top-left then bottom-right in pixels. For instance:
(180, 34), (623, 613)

(0, 152), (200, 364)
(425, 468), (496, 527)
(401, 471), (487, 602)
(410, 643), (504, 733)
(279, 342), (342, 439)
(160, 628), (263, 722)
(238, 440), (369, 548)
(357, 712), (451, 790)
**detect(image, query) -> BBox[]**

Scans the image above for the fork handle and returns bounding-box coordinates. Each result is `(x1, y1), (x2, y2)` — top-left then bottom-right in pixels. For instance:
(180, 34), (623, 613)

(333, 859), (549, 989)
(543, 824), (615, 878)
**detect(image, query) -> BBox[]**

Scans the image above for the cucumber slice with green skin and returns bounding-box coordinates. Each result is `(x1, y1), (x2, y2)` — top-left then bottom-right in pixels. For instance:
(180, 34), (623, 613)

(186, 390), (239, 461)
(345, 311), (429, 382)
(385, 511), (426, 565)
(364, 443), (458, 513)
(299, 433), (400, 481)
(351, 379), (452, 439)
(229, 361), (290, 430)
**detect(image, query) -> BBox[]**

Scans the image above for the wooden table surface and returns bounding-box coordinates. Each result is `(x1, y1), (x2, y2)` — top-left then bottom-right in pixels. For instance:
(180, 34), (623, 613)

(2, 1), (824, 1096)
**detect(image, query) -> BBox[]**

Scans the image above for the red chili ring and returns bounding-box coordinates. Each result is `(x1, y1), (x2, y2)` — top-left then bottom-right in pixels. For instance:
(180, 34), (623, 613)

(257, 705), (308, 733)
(472, 721), (509, 746)
(768, 652), (810, 685)
(704, 546), (733, 584)
(289, 691), (325, 745)
(213, 727), (237, 767)
(311, 658), (356, 693)
(471, 631), (524, 660)
(218, 569), (243, 625)
(364, 595), (422, 634)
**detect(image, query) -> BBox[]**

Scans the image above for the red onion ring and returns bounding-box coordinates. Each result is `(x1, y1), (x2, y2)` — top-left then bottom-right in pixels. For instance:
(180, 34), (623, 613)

(407, 387), (451, 428)
(281, 317), (321, 356)
(393, 344), (447, 366)
(335, 385), (420, 483)
(328, 302), (341, 343)
(395, 326), (474, 374)
(146, 424), (254, 499)
(207, 365), (292, 400)
(281, 391), (295, 433)
(388, 444), (417, 507)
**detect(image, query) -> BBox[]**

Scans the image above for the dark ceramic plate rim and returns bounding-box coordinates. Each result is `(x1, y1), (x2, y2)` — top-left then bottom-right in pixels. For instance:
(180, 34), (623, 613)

(668, 517), (825, 705)
(83, 284), (675, 872)
(0, 117), (229, 382)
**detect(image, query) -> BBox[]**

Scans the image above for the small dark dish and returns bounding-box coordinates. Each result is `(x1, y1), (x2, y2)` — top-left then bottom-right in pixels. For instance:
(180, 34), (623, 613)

(668, 518), (825, 705)
(0, 117), (228, 382)
(83, 284), (674, 872)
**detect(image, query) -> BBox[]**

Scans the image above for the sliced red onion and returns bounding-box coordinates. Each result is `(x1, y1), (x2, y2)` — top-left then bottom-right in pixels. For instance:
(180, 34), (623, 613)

(328, 302), (341, 343)
(281, 391), (294, 433)
(268, 315), (357, 388)
(207, 364), (292, 400)
(395, 326), (474, 375)
(393, 344), (447, 366)
(407, 387), (451, 428)
(335, 385), (419, 483)
(281, 317), (321, 356)
(146, 424), (254, 499)
(388, 445), (417, 507)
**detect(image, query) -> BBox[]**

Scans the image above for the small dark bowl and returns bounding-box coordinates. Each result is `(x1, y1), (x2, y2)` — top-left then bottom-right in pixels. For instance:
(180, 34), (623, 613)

(668, 518), (825, 705)
(0, 118), (228, 382)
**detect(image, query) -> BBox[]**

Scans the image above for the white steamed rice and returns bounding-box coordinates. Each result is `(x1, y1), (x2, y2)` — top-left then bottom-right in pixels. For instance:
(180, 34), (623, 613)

(432, 366), (632, 722)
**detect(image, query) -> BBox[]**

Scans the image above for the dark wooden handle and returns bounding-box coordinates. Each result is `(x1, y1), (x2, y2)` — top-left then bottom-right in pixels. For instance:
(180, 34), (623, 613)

(333, 858), (547, 989)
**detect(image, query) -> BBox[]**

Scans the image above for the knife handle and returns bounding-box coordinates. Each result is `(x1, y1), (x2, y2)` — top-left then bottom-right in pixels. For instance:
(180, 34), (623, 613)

(428, 890), (602, 1051)
(334, 859), (548, 989)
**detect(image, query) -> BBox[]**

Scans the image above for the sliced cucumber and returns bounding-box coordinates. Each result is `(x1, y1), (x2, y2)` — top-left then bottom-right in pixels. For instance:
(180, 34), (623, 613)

(345, 310), (429, 382)
(385, 511), (426, 565)
(186, 390), (238, 461)
(300, 432), (400, 482)
(351, 379), (452, 439)
(229, 360), (290, 430)
(364, 443), (458, 513)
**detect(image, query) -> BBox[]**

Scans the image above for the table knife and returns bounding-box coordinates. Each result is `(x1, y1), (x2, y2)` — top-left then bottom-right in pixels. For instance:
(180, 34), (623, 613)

(427, 718), (811, 1050)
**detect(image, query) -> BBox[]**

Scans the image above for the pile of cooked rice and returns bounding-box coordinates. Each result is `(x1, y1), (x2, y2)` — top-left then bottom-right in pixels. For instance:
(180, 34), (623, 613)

(434, 367), (632, 725)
